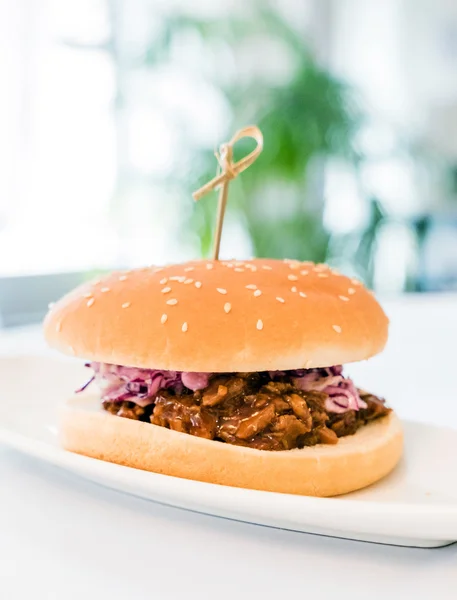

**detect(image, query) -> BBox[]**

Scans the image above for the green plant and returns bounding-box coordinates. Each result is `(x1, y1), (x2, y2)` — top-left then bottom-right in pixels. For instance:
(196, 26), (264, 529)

(180, 8), (362, 262)
(68, 1), (381, 281)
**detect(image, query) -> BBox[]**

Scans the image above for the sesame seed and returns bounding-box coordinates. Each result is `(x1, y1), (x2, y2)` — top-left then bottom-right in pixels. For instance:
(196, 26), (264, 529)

(299, 292), (307, 298)
(121, 302), (131, 309)
(317, 273), (329, 278)
(161, 287), (171, 294)
(256, 319), (264, 331)
(246, 265), (257, 271)
(217, 288), (227, 295)
(87, 298), (95, 307)
(348, 288), (356, 295)
(184, 267), (194, 272)
(166, 299), (178, 306)
(339, 295), (349, 301)
(101, 287), (110, 292)
(224, 302), (231, 313)
(83, 292), (92, 298)
(300, 270), (309, 275)
(333, 325), (342, 333)
(68, 346), (75, 355)
(170, 276), (185, 282)
(161, 313), (168, 324)
(154, 267), (164, 272)
(206, 264), (213, 270)
(253, 289), (262, 297)
(289, 263), (300, 270)
(92, 279), (101, 285)
(160, 278), (168, 284)
(262, 265), (272, 270)
(288, 274), (298, 281)
(195, 281), (202, 289)
(276, 297), (285, 303)
(56, 321), (62, 332)
(291, 286), (297, 293)
(182, 322), (188, 332)
(245, 284), (257, 290)
(48, 302), (55, 309)
(351, 278), (362, 286)
(119, 275), (128, 281)
(184, 278), (193, 284)
(234, 268), (244, 272)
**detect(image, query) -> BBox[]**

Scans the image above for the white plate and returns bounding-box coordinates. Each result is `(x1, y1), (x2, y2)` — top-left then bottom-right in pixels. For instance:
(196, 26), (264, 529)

(0, 355), (456, 548)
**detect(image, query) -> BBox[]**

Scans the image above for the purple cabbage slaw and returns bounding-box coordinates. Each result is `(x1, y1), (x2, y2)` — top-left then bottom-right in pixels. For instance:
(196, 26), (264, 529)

(291, 366), (367, 413)
(78, 363), (366, 414)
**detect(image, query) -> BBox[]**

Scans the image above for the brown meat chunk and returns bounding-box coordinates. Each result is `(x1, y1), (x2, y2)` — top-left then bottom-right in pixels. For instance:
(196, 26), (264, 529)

(232, 404), (276, 439)
(329, 410), (358, 437)
(102, 400), (146, 420)
(317, 427), (338, 444)
(117, 404), (145, 420)
(303, 390), (328, 412)
(263, 380), (294, 395)
(328, 410), (360, 437)
(152, 394), (216, 439)
(271, 415), (310, 449)
(103, 400), (121, 415)
(201, 376), (249, 406)
(273, 396), (291, 413)
(225, 376), (250, 399)
(102, 372), (391, 452)
(188, 410), (217, 439)
(246, 393), (273, 409)
(201, 384), (228, 407)
(288, 393), (312, 424)
(361, 393), (391, 420)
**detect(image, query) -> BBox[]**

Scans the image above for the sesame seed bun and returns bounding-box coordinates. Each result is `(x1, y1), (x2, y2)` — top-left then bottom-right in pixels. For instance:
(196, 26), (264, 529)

(44, 259), (388, 372)
(60, 395), (403, 496)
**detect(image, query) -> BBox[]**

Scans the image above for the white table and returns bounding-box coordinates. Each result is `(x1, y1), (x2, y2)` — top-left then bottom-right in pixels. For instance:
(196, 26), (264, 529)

(1, 294), (456, 600)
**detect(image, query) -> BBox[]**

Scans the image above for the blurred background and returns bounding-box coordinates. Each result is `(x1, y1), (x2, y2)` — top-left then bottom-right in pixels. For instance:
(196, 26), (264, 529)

(1, 0), (457, 326)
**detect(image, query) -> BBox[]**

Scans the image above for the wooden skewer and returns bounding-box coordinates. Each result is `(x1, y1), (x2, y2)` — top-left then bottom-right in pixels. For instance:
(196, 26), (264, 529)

(193, 125), (263, 260)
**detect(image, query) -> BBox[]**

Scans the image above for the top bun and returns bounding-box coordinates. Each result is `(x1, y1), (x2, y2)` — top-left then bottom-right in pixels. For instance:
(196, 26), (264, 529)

(44, 259), (388, 372)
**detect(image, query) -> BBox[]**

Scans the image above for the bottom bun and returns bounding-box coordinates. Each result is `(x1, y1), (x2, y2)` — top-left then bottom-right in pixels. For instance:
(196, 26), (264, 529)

(60, 395), (403, 497)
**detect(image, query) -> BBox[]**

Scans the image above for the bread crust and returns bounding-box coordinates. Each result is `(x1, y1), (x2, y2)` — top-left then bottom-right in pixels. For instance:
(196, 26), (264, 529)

(44, 259), (389, 372)
(60, 395), (403, 497)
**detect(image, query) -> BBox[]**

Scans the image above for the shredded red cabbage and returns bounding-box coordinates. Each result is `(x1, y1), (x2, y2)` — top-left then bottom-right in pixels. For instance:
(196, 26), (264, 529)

(84, 363), (210, 407)
(291, 366), (367, 413)
(79, 363), (365, 414)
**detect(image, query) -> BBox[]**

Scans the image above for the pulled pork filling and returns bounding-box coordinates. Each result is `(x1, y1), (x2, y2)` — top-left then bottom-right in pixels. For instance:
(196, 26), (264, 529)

(79, 363), (390, 451)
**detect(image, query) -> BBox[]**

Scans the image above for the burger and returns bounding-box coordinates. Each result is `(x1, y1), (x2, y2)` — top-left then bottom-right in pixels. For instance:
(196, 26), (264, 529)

(44, 258), (403, 496)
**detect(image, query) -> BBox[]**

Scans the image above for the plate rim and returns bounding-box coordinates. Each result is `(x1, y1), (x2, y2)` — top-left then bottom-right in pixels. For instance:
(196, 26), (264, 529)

(1, 353), (457, 545)
(1, 420), (457, 520)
